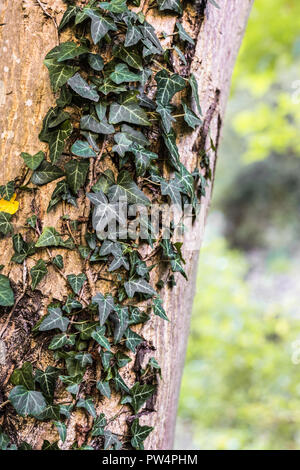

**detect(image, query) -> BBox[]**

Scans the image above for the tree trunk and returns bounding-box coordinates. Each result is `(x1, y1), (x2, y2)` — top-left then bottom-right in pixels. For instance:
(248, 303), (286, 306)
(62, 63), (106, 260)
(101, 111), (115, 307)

(0, 0), (253, 450)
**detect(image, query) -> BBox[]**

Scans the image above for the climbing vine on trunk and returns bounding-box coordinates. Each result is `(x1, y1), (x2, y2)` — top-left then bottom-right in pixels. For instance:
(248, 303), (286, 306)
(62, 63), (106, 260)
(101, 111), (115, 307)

(0, 0), (217, 450)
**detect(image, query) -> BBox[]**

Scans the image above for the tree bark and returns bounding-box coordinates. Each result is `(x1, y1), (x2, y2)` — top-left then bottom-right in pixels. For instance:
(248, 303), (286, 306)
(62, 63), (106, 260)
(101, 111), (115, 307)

(0, 0), (253, 450)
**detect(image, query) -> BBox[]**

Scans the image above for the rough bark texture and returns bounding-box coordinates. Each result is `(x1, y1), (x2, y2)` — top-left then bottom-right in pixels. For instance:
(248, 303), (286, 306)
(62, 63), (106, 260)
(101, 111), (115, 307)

(0, 0), (253, 450)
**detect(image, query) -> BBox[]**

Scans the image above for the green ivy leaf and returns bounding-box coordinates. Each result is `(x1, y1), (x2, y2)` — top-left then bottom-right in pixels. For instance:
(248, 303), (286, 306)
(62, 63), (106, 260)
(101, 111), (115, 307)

(92, 292), (116, 326)
(189, 73), (202, 116)
(103, 430), (122, 450)
(130, 382), (156, 413)
(85, 9), (117, 44)
(99, 0), (128, 13)
(9, 386), (46, 418)
(63, 295), (82, 314)
(67, 273), (87, 294)
(0, 212), (13, 235)
(124, 278), (156, 298)
(20, 151), (45, 170)
(49, 120), (73, 163)
(153, 297), (169, 321)
(80, 114), (114, 134)
(56, 41), (89, 62)
(109, 102), (150, 126)
(183, 103), (202, 129)
(39, 307), (70, 332)
(91, 413), (107, 436)
(54, 421), (67, 443)
(88, 53), (104, 71)
(68, 73), (99, 102)
(75, 352), (93, 367)
(10, 362), (35, 390)
(30, 259), (48, 290)
(113, 45), (143, 70)
(0, 274), (14, 307)
(48, 333), (76, 350)
(157, 0), (182, 14)
(53, 254), (64, 270)
(71, 140), (97, 157)
(31, 161), (64, 186)
(91, 325), (111, 350)
(160, 176), (182, 205)
(58, 5), (78, 31)
(125, 24), (142, 47)
(0, 181), (14, 201)
(111, 306), (129, 343)
(125, 327), (143, 352)
(75, 321), (98, 340)
(65, 159), (89, 194)
(108, 170), (150, 205)
(155, 70), (186, 106)
(112, 132), (132, 156)
(132, 144), (157, 177)
(35, 366), (59, 399)
(77, 398), (97, 418)
(156, 103), (175, 133)
(44, 48), (78, 92)
(162, 129), (181, 170)
(131, 418), (153, 450)
(96, 380), (111, 398)
(109, 63), (141, 84)
(36, 227), (63, 248)
(176, 21), (195, 45)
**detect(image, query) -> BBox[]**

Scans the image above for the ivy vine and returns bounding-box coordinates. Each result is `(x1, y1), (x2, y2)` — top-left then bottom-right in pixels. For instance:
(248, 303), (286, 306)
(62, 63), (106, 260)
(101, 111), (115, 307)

(0, 0), (218, 450)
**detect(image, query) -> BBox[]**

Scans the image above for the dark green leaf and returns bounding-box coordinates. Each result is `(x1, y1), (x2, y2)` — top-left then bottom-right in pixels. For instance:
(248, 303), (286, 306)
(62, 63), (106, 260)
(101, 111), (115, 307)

(110, 63), (141, 84)
(39, 307), (69, 332)
(157, 0), (182, 14)
(183, 103), (202, 129)
(92, 292), (115, 326)
(91, 325), (111, 350)
(125, 327), (143, 352)
(9, 386), (46, 417)
(71, 140), (97, 157)
(67, 273), (87, 294)
(153, 296), (169, 321)
(30, 259), (48, 290)
(109, 102), (150, 126)
(56, 41), (88, 62)
(35, 366), (59, 399)
(96, 380), (111, 398)
(0, 274), (14, 307)
(85, 9), (117, 44)
(54, 421), (67, 443)
(124, 278), (156, 298)
(131, 418), (153, 450)
(65, 159), (89, 194)
(20, 151), (45, 170)
(130, 382), (156, 413)
(0, 212), (13, 235)
(10, 362), (35, 390)
(155, 69), (186, 106)
(77, 398), (96, 418)
(58, 5), (78, 31)
(68, 73), (99, 101)
(31, 161), (64, 186)
(189, 73), (202, 116)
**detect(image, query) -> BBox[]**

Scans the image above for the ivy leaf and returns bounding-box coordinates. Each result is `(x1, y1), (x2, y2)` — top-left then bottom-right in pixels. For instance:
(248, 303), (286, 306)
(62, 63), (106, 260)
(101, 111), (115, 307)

(92, 413), (107, 436)
(99, 0), (128, 13)
(80, 114), (114, 134)
(9, 386), (46, 418)
(0, 212), (13, 235)
(103, 430), (122, 450)
(110, 306), (129, 343)
(68, 73), (99, 102)
(153, 297), (169, 321)
(155, 70), (186, 106)
(112, 132), (132, 157)
(125, 328), (143, 352)
(10, 362), (35, 390)
(189, 73), (202, 116)
(96, 380), (111, 398)
(130, 382), (156, 413)
(63, 295), (82, 314)
(67, 273), (87, 294)
(20, 151), (45, 170)
(176, 163), (194, 197)
(98, 79), (127, 95)
(160, 177), (182, 205)
(124, 278), (156, 298)
(92, 292), (115, 326)
(171, 255), (187, 279)
(108, 170), (150, 205)
(54, 421), (67, 443)
(91, 325), (111, 350)
(75, 321), (98, 340)
(156, 104), (175, 133)
(48, 333), (76, 350)
(162, 130), (181, 170)
(65, 159), (89, 194)
(31, 161), (64, 186)
(131, 144), (157, 177)
(110, 63), (141, 84)
(71, 140), (97, 157)
(129, 307), (148, 325)
(30, 259), (48, 290)
(44, 49), (78, 92)
(140, 21), (163, 54)
(58, 5), (78, 31)
(115, 351), (132, 368)
(56, 41), (89, 62)
(75, 352), (93, 367)
(125, 24), (143, 47)
(109, 102), (150, 126)
(131, 418), (153, 450)
(52, 255), (64, 270)
(77, 398), (97, 418)
(0, 274), (14, 307)
(176, 21), (195, 45)
(88, 190), (126, 234)
(173, 45), (187, 65)
(121, 124), (150, 147)
(39, 307), (70, 332)
(108, 252), (129, 272)
(49, 120), (72, 163)
(113, 45), (143, 70)
(113, 369), (130, 393)
(101, 350), (113, 371)
(35, 366), (59, 399)
(157, 0), (182, 13)
(183, 103), (202, 129)
(36, 227), (63, 248)
(88, 53), (104, 71)
(0, 181), (14, 201)
(85, 9), (117, 44)
(56, 86), (72, 108)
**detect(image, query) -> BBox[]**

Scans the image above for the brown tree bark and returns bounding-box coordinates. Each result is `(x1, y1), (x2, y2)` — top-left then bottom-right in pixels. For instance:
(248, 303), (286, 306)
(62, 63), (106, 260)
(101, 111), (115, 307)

(0, 0), (253, 450)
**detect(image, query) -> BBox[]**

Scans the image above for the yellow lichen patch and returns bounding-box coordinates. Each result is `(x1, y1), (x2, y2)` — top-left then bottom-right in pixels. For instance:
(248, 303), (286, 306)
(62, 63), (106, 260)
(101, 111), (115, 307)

(0, 193), (19, 214)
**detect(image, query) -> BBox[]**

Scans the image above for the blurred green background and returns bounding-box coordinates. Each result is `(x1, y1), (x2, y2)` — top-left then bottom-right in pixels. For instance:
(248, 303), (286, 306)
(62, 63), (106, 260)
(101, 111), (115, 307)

(175, 0), (300, 450)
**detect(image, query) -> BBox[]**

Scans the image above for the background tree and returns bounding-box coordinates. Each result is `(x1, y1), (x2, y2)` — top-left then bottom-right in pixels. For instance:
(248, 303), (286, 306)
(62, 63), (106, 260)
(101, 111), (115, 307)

(0, 0), (252, 450)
